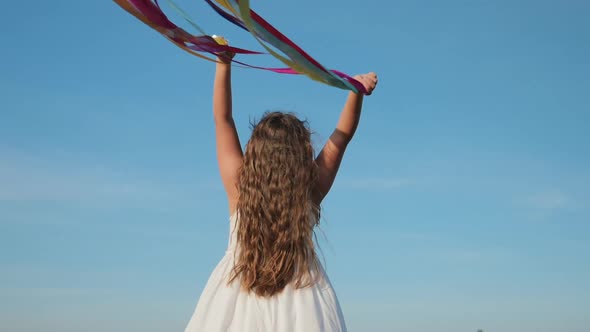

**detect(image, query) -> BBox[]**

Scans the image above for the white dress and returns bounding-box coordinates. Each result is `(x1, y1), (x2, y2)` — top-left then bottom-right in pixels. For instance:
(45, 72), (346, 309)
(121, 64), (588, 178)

(185, 212), (347, 332)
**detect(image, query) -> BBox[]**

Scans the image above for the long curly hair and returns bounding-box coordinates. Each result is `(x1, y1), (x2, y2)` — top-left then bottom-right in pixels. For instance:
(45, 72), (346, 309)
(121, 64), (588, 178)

(229, 111), (321, 297)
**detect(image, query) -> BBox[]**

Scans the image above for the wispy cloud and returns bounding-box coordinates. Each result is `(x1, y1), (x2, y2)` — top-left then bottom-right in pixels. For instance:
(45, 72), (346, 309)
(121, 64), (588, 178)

(522, 191), (572, 210)
(0, 287), (106, 297)
(0, 149), (212, 204)
(338, 177), (414, 190)
(514, 190), (586, 221)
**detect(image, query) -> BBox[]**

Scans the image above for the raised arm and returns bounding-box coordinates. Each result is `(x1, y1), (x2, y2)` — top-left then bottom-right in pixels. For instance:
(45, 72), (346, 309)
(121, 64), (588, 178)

(314, 73), (378, 204)
(214, 52), (243, 214)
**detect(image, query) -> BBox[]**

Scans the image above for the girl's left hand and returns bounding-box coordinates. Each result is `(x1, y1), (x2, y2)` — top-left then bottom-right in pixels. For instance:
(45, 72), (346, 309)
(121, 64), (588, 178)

(217, 50), (235, 64)
(212, 35), (235, 64)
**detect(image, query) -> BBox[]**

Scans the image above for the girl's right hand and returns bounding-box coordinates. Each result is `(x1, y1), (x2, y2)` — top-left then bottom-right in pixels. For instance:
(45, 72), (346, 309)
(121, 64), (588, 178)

(354, 72), (378, 95)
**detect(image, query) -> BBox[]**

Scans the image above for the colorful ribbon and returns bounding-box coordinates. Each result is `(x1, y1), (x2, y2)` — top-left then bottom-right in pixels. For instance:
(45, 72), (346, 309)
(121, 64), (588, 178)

(113, 0), (366, 94)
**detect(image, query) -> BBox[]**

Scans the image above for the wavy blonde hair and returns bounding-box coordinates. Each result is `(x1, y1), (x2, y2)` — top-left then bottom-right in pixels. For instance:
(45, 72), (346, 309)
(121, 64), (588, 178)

(229, 112), (320, 297)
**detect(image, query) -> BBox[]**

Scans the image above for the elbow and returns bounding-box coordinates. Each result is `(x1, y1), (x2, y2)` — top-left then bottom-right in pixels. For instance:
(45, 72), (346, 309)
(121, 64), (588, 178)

(336, 128), (354, 142)
(214, 113), (234, 125)
(330, 129), (353, 150)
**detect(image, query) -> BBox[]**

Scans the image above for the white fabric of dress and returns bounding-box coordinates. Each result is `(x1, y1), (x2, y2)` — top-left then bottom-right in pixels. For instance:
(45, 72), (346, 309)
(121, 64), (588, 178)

(184, 212), (347, 332)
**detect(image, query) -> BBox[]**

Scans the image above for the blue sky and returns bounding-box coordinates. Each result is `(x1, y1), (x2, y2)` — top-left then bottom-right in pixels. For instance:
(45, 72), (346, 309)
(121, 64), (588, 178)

(1, 0), (589, 331)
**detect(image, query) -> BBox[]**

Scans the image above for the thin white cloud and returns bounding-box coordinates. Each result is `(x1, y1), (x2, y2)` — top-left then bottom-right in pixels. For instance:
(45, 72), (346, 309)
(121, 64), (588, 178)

(338, 177), (413, 190)
(0, 287), (104, 297)
(0, 149), (211, 204)
(514, 190), (586, 221)
(0, 162), (170, 203)
(523, 191), (572, 210)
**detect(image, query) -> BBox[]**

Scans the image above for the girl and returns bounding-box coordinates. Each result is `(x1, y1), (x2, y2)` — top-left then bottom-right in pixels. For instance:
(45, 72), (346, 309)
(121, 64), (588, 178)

(185, 48), (378, 332)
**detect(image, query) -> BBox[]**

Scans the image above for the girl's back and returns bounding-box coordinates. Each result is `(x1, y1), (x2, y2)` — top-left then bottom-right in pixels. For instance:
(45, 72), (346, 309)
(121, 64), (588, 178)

(184, 212), (346, 332)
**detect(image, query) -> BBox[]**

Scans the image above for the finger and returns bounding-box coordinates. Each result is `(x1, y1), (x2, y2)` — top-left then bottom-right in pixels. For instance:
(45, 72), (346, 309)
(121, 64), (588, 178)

(365, 74), (377, 82)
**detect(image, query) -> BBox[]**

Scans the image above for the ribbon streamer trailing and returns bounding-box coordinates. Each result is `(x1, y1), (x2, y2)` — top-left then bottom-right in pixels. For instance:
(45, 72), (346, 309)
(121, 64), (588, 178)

(114, 0), (366, 94)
